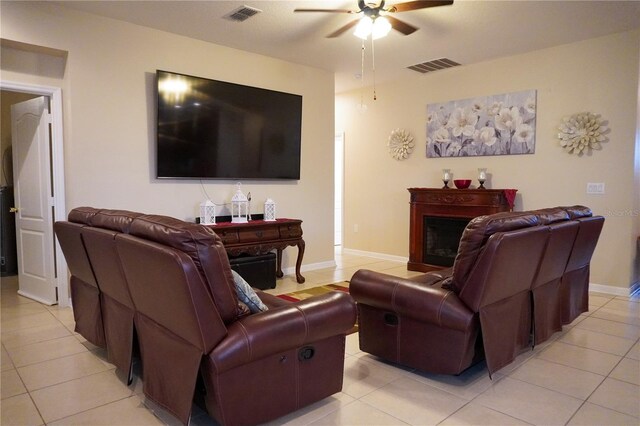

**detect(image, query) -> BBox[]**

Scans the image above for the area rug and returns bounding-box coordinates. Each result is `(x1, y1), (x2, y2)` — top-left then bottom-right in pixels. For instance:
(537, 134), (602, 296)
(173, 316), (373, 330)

(276, 281), (350, 302)
(276, 281), (357, 333)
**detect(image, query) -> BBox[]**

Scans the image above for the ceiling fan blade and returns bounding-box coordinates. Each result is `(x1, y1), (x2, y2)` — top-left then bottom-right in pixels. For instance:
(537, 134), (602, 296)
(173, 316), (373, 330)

(386, 15), (418, 35)
(294, 8), (355, 14)
(388, 0), (453, 13)
(327, 19), (360, 38)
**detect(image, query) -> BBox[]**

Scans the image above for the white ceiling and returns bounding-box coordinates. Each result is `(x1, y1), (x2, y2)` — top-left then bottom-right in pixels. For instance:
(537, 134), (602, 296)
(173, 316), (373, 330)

(55, 1), (640, 93)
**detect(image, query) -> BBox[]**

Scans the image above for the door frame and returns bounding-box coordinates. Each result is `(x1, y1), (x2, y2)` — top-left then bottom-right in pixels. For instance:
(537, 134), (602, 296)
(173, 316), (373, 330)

(1, 80), (69, 307)
(334, 131), (345, 248)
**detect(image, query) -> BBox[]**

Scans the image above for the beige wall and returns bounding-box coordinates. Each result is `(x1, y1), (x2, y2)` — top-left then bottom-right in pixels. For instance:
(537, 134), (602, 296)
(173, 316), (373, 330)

(1, 2), (336, 270)
(337, 30), (640, 290)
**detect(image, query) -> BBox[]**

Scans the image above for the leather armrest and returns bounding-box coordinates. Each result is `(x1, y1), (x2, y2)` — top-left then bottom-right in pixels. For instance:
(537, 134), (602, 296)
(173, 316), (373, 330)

(408, 267), (453, 286)
(254, 289), (291, 309)
(350, 269), (474, 331)
(208, 291), (356, 373)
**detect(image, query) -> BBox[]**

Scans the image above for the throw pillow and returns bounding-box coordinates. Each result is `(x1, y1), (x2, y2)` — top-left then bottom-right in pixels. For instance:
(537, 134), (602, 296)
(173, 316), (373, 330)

(232, 270), (268, 313)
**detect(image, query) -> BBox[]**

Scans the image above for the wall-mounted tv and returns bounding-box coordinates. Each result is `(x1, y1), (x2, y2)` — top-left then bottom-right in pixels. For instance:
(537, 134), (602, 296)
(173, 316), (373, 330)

(156, 70), (302, 180)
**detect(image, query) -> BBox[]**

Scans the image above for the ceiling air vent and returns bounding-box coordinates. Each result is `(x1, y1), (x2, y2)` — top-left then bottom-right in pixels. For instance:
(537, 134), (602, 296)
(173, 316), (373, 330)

(223, 5), (262, 22)
(407, 58), (461, 74)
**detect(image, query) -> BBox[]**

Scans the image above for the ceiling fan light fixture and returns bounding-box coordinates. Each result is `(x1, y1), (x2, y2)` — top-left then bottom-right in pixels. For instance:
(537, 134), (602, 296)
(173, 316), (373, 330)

(372, 16), (392, 39)
(354, 15), (391, 40)
(354, 16), (373, 39)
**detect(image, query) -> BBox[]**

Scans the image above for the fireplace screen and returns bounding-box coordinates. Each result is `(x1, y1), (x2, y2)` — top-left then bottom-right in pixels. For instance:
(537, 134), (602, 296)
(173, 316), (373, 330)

(423, 216), (470, 267)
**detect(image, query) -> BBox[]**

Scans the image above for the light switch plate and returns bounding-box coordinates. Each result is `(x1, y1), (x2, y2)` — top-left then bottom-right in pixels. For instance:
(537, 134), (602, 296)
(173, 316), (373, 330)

(586, 182), (605, 194)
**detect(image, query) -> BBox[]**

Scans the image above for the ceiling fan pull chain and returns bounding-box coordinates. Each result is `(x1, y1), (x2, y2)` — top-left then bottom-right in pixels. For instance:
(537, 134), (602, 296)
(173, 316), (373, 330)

(371, 36), (377, 101)
(360, 39), (366, 109)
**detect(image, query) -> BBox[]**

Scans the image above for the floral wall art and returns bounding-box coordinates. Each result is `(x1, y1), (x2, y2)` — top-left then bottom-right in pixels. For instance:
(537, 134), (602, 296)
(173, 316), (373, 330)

(426, 90), (537, 157)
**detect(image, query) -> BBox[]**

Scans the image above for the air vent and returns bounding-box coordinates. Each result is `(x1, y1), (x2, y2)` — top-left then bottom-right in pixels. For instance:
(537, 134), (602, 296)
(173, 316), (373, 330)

(223, 5), (262, 22)
(407, 58), (461, 74)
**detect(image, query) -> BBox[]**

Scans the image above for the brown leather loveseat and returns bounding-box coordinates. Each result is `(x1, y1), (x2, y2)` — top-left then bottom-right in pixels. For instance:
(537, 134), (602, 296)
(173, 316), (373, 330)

(55, 207), (357, 426)
(350, 206), (603, 377)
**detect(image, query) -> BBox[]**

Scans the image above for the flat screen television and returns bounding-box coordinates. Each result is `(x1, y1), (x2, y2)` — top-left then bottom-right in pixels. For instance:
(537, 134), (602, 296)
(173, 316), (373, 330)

(156, 70), (302, 180)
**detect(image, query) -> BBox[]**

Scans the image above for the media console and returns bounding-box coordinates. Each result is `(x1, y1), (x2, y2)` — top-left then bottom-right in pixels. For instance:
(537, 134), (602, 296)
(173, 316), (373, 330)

(209, 219), (306, 283)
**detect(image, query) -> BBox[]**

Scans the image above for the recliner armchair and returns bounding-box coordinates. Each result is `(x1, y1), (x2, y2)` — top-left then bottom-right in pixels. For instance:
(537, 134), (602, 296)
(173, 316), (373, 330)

(560, 211), (605, 324)
(81, 209), (143, 383)
(351, 212), (547, 376)
(54, 208), (106, 348)
(56, 209), (357, 426)
(351, 207), (603, 376)
(530, 214), (579, 345)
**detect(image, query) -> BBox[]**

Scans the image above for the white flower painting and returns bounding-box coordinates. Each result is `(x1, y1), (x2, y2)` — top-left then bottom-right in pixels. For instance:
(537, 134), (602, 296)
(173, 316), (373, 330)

(427, 90), (537, 157)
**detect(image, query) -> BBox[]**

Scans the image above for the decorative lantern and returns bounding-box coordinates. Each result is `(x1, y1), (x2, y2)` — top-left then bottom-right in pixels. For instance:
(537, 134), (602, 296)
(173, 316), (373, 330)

(199, 200), (216, 225)
(477, 168), (487, 189)
(231, 183), (249, 223)
(442, 169), (451, 189)
(264, 198), (276, 221)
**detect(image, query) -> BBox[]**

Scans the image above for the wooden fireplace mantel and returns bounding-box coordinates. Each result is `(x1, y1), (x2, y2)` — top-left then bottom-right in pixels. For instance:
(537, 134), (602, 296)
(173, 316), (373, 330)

(408, 188), (516, 272)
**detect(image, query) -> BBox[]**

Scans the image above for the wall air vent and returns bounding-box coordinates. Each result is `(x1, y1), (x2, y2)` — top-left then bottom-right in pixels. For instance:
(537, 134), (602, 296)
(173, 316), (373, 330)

(407, 58), (461, 74)
(223, 5), (262, 22)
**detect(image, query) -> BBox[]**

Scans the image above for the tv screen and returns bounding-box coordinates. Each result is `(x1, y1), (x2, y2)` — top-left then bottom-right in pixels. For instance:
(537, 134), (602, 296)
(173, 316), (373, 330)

(156, 70), (302, 179)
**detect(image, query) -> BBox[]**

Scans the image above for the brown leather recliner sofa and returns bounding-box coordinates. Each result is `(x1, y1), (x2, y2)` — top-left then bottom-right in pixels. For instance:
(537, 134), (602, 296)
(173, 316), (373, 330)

(55, 207), (357, 426)
(350, 206), (603, 377)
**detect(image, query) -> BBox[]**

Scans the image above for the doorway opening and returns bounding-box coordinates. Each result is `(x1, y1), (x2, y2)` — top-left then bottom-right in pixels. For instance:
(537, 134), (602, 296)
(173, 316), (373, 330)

(0, 82), (69, 306)
(0, 90), (40, 278)
(335, 132), (344, 248)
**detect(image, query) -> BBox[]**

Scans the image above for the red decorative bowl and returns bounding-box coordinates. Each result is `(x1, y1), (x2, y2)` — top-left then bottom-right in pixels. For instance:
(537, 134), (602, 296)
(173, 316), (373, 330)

(454, 179), (472, 189)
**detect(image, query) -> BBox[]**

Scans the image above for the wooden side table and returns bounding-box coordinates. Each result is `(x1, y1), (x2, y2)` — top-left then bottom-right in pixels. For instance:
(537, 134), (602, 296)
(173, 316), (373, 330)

(209, 219), (306, 283)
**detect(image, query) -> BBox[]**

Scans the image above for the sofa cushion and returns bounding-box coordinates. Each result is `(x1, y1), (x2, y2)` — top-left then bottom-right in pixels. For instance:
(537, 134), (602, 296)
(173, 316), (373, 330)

(563, 205), (593, 219)
(68, 206), (100, 225)
(128, 214), (240, 324)
(533, 207), (570, 225)
(450, 212), (539, 293)
(91, 209), (144, 233)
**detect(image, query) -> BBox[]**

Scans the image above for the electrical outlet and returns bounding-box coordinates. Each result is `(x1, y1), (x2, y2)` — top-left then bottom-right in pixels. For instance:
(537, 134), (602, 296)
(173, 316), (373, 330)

(354, 224), (359, 233)
(586, 182), (605, 194)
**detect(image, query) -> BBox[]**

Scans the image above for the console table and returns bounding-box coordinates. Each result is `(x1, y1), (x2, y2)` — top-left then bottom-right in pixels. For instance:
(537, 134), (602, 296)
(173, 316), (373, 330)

(408, 188), (516, 272)
(209, 219), (306, 283)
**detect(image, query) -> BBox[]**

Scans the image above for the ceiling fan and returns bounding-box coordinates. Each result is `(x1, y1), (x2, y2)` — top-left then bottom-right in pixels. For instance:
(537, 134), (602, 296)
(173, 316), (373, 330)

(294, 0), (453, 38)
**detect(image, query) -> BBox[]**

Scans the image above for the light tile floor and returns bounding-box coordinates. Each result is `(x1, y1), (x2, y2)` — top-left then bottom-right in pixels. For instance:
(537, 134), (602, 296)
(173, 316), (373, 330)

(1, 250), (638, 425)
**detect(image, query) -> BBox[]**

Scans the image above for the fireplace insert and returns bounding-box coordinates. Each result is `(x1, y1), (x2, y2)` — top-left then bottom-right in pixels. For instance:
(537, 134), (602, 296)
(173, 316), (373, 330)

(423, 216), (470, 267)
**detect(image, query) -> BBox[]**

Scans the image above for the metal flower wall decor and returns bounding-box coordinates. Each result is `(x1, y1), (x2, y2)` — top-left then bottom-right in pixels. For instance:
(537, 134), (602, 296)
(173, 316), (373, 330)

(557, 112), (608, 155)
(388, 128), (414, 160)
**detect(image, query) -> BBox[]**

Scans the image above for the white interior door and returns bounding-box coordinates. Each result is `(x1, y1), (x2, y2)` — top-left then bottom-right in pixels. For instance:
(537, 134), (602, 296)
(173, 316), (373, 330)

(11, 96), (57, 305)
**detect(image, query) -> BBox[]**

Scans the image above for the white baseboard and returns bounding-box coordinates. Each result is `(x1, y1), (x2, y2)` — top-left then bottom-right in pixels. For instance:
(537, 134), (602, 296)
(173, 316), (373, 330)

(341, 248), (408, 263)
(282, 260), (337, 276)
(283, 250), (637, 298)
(590, 282), (637, 297)
(280, 248), (408, 276)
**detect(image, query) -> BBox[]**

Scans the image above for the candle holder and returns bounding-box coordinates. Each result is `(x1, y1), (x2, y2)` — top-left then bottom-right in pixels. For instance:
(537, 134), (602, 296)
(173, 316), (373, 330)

(442, 169), (451, 189)
(477, 168), (487, 189)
